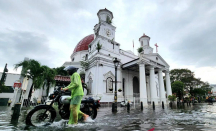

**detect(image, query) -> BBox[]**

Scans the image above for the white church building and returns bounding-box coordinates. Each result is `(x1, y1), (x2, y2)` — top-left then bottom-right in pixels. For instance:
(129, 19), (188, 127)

(62, 8), (172, 106)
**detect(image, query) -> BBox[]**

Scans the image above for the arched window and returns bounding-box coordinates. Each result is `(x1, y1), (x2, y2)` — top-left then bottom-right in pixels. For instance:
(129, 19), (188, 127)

(106, 77), (113, 93)
(87, 77), (93, 95)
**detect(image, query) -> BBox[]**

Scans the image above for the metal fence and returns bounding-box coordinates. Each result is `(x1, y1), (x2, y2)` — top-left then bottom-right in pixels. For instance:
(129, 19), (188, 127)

(22, 96), (47, 107)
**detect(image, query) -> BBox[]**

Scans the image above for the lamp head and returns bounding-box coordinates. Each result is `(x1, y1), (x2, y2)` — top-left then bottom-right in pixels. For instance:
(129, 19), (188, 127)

(113, 57), (120, 67)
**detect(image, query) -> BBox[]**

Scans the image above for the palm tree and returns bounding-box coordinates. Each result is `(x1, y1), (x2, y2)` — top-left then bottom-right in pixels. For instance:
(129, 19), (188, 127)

(41, 66), (56, 96)
(14, 59), (44, 104)
(53, 66), (68, 76)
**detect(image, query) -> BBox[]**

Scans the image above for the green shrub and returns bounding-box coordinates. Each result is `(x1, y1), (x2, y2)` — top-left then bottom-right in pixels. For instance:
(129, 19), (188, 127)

(168, 95), (177, 101)
(137, 47), (143, 53)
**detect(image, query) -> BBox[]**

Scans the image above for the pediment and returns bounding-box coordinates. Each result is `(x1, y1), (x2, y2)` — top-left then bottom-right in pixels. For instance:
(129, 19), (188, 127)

(143, 53), (170, 68)
(87, 72), (93, 79)
(103, 71), (115, 79)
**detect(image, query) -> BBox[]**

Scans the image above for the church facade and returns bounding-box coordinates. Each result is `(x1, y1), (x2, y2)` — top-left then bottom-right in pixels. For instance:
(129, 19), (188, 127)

(63, 9), (172, 106)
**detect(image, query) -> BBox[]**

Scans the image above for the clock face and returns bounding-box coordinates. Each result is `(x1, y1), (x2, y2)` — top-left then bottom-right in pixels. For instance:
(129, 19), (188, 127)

(106, 29), (111, 37)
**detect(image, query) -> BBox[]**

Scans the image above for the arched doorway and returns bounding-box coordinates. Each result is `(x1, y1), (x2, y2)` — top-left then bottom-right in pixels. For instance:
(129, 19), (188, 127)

(133, 77), (140, 97)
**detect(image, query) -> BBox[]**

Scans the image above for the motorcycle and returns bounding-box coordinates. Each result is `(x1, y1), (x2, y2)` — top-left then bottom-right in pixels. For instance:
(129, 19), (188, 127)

(120, 100), (133, 107)
(25, 89), (100, 126)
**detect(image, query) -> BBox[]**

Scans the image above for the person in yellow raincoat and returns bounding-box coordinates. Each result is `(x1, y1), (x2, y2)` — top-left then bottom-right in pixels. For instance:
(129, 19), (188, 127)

(61, 66), (89, 124)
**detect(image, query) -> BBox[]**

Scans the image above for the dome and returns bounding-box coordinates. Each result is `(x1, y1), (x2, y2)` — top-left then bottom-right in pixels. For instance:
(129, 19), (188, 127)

(73, 34), (94, 54)
(139, 33), (150, 41)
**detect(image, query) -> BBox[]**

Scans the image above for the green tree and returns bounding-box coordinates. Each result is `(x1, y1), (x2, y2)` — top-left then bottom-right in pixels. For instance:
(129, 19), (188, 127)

(41, 66), (56, 96)
(0, 82), (8, 93)
(106, 16), (112, 24)
(170, 69), (207, 95)
(96, 42), (102, 52)
(191, 88), (206, 96)
(137, 47), (143, 53)
(14, 59), (44, 101)
(80, 56), (89, 71)
(171, 81), (184, 100)
(53, 66), (68, 76)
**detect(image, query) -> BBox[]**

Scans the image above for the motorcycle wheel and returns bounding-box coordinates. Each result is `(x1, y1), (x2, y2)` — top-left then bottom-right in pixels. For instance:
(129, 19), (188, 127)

(88, 106), (97, 119)
(26, 106), (56, 126)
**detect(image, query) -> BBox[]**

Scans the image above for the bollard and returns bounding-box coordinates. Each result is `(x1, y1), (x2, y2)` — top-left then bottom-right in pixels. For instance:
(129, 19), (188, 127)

(112, 103), (115, 112)
(141, 101), (143, 111)
(11, 103), (21, 125)
(133, 97), (135, 109)
(170, 102), (172, 108)
(153, 102), (155, 110)
(177, 101), (179, 107)
(162, 101), (164, 109)
(127, 101), (130, 112)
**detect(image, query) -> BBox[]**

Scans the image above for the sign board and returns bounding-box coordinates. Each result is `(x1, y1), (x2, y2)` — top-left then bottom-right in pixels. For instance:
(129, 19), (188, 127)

(13, 82), (22, 88)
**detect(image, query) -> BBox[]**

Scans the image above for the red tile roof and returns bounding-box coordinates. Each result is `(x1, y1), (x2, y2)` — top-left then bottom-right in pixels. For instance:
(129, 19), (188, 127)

(73, 34), (94, 54)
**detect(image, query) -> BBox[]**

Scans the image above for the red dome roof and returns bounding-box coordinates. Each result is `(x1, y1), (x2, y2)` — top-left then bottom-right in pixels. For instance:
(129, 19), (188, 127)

(73, 34), (94, 54)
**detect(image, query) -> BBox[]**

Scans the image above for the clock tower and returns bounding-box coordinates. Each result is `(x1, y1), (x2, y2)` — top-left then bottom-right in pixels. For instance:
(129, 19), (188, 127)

(88, 8), (119, 58)
(94, 8), (116, 40)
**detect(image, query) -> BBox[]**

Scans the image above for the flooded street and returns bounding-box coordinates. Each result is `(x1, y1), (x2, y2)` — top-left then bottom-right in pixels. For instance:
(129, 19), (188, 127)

(1, 103), (216, 130)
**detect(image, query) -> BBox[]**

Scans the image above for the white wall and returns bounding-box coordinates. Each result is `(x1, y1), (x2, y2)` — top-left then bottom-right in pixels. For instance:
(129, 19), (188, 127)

(71, 50), (89, 62)
(0, 72), (21, 86)
(0, 93), (13, 99)
(0, 72), (20, 100)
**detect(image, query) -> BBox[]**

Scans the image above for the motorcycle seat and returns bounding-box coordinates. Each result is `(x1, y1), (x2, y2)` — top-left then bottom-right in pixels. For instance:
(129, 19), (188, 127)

(81, 99), (94, 103)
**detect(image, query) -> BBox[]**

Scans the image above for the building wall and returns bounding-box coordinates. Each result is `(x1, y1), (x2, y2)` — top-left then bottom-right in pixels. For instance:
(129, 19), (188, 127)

(0, 72), (20, 100)
(0, 72), (21, 86)
(71, 50), (89, 62)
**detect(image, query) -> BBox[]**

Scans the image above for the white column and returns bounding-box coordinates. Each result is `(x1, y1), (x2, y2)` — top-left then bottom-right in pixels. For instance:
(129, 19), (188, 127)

(158, 69), (166, 104)
(150, 66), (158, 105)
(11, 87), (19, 107)
(139, 63), (148, 105)
(165, 70), (172, 97)
(146, 76), (151, 102)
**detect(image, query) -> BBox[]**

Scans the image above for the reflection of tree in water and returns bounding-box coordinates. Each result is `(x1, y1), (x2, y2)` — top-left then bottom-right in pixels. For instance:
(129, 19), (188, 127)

(107, 77), (113, 93)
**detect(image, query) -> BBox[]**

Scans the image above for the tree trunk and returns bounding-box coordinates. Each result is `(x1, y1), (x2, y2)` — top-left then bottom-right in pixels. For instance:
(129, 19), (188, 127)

(46, 83), (50, 96)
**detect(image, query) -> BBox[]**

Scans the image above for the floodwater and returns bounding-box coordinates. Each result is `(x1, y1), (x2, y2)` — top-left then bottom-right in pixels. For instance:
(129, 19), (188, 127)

(1, 103), (216, 131)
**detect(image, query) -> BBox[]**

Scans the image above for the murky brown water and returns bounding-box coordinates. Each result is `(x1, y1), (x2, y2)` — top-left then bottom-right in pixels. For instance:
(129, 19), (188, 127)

(0, 103), (216, 131)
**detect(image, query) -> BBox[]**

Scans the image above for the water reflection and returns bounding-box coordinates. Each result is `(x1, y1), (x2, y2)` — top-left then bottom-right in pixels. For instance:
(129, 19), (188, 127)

(1, 104), (216, 130)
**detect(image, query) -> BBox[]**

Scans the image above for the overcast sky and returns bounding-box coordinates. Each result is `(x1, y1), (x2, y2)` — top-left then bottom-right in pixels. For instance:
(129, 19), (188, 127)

(0, 0), (216, 84)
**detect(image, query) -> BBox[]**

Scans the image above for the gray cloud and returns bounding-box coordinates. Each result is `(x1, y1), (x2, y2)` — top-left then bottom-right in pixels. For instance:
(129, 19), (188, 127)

(0, 30), (58, 71)
(0, 0), (216, 75)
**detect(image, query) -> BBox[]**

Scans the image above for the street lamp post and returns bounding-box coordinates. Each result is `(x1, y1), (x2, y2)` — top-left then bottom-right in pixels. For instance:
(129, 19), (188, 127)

(112, 57), (120, 112)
